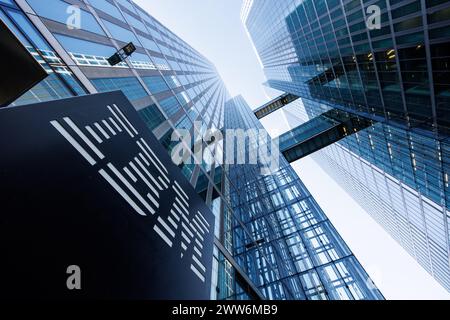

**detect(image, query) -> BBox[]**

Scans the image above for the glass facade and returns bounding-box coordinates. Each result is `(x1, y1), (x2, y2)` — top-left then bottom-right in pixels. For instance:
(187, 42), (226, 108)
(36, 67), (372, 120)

(243, 0), (450, 292)
(0, 1), (87, 105)
(2, 0), (382, 299)
(243, 0), (450, 135)
(224, 96), (383, 299)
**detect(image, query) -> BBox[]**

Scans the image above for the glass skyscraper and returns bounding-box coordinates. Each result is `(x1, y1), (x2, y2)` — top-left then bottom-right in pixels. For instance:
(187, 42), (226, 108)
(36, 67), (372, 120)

(224, 95), (383, 299)
(242, 0), (450, 291)
(1, 0), (381, 299)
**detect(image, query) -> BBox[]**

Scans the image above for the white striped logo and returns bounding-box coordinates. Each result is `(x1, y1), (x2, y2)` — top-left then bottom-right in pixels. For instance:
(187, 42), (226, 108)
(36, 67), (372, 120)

(50, 103), (211, 282)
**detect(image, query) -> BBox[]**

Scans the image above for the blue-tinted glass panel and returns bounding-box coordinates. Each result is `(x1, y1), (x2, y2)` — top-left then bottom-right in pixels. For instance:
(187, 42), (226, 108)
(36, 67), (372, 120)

(2, 9), (85, 104)
(11, 74), (74, 106)
(123, 11), (146, 32)
(130, 52), (151, 62)
(158, 96), (181, 117)
(152, 56), (170, 70)
(164, 75), (180, 89)
(26, 0), (105, 35)
(136, 7), (153, 25)
(139, 103), (166, 131)
(0, 10), (86, 105)
(54, 34), (115, 57)
(87, 0), (123, 20)
(0, 0), (15, 6)
(129, 52), (154, 69)
(0, 9), (30, 45)
(142, 76), (170, 94)
(137, 35), (160, 53)
(6, 9), (50, 50)
(102, 19), (139, 44)
(116, 0), (135, 12)
(91, 77), (148, 101)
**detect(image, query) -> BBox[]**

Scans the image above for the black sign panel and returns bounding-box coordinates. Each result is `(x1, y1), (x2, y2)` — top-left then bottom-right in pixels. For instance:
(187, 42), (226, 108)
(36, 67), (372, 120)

(0, 19), (48, 107)
(0, 91), (215, 299)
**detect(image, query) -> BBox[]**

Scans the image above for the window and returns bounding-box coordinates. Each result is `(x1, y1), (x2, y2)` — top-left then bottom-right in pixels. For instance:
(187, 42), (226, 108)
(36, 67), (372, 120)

(158, 96), (181, 117)
(26, 0), (105, 35)
(54, 34), (115, 57)
(1, 8), (85, 105)
(138, 35), (160, 53)
(91, 77), (148, 101)
(392, 1), (421, 19)
(299, 270), (328, 300)
(129, 52), (155, 70)
(164, 75), (181, 89)
(102, 19), (139, 44)
(88, 0), (123, 20)
(124, 11), (146, 32)
(0, 0), (15, 6)
(152, 56), (171, 70)
(142, 76), (170, 94)
(139, 103), (166, 131)
(116, 0), (135, 12)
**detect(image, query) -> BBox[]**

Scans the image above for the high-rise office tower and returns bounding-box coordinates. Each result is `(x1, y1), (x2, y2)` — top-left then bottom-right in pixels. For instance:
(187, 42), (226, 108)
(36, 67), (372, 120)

(242, 0), (450, 291)
(223, 95), (383, 299)
(1, 0), (381, 299)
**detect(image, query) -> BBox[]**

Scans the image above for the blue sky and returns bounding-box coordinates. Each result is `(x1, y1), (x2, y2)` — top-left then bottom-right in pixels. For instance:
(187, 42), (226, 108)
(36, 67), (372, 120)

(134, 0), (273, 107)
(134, 0), (450, 299)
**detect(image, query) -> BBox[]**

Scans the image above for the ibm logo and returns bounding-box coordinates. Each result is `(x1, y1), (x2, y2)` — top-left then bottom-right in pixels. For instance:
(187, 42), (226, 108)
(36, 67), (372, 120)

(50, 103), (210, 283)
